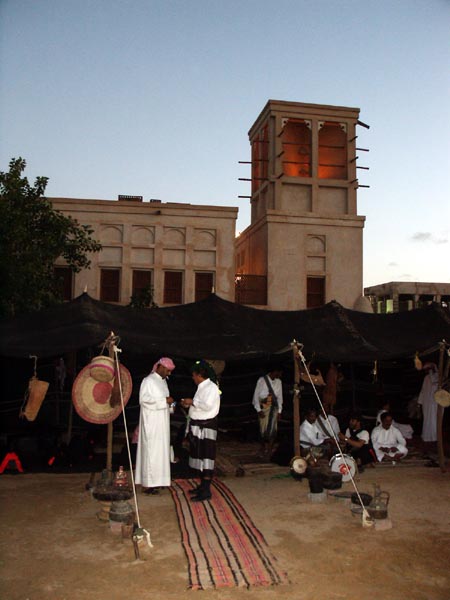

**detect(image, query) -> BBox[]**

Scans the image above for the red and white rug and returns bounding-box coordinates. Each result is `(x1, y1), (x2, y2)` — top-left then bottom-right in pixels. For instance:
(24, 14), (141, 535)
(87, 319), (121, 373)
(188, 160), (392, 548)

(169, 478), (289, 590)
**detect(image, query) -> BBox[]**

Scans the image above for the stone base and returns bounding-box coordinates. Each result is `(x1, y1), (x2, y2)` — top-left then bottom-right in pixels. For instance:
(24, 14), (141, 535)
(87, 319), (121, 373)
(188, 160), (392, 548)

(374, 517), (393, 531)
(307, 491), (327, 503)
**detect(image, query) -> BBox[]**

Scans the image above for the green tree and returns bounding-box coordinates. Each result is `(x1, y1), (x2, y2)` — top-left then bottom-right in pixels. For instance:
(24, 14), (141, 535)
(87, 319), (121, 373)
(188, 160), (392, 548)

(0, 157), (102, 317)
(128, 284), (158, 309)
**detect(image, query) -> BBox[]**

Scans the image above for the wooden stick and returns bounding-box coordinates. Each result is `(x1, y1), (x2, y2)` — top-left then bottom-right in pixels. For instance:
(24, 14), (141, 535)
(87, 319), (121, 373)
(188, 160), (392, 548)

(106, 332), (117, 475)
(292, 342), (301, 457)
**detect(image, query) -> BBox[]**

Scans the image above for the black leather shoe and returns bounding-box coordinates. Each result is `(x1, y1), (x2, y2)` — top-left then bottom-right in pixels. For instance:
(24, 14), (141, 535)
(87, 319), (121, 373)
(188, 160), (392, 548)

(188, 487), (201, 496)
(191, 490), (212, 502)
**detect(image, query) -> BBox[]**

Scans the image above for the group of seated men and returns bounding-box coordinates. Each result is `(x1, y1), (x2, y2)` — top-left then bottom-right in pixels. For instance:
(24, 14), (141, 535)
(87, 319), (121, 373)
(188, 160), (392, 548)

(299, 406), (408, 467)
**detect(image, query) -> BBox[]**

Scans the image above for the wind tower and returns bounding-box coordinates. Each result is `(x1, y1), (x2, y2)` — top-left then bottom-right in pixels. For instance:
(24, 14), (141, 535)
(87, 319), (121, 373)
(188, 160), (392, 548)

(235, 100), (368, 310)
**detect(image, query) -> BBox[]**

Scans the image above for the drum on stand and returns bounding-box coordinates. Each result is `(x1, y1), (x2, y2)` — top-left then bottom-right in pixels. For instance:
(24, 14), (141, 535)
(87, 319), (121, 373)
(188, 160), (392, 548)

(290, 455), (308, 480)
(329, 454), (356, 482)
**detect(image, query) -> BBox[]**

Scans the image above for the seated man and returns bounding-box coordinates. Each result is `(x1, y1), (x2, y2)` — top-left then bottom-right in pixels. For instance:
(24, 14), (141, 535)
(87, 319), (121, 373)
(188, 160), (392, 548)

(339, 413), (376, 468)
(376, 401), (414, 439)
(371, 412), (408, 463)
(299, 408), (333, 457)
(317, 400), (341, 439)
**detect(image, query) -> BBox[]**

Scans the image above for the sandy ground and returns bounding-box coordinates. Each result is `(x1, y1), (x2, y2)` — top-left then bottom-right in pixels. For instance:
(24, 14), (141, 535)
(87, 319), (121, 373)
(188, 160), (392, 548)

(1, 457), (449, 600)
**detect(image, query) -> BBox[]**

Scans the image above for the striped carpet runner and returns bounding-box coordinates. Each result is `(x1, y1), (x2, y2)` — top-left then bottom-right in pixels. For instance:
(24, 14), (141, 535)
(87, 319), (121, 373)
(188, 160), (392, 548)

(169, 478), (289, 590)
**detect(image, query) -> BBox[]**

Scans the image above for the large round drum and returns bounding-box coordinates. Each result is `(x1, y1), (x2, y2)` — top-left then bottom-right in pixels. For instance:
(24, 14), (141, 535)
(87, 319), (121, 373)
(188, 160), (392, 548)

(329, 454), (356, 482)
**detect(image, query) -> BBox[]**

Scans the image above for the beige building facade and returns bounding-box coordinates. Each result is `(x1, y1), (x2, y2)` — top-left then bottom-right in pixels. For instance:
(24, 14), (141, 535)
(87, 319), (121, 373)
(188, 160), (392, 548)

(50, 196), (238, 306)
(364, 281), (450, 313)
(51, 99), (370, 311)
(236, 100), (367, 310)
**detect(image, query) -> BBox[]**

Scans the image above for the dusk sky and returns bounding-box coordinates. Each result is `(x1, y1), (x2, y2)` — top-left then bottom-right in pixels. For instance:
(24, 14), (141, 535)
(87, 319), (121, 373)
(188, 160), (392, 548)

(1, 0), (449, 288)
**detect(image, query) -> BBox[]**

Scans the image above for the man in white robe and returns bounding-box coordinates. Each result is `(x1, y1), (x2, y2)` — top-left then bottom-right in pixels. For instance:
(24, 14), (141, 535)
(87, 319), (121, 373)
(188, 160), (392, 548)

(135, 357), (175, 494)
(417, 362), (439, 442)
(252, 367), (283, 456)
(299, 409), (329, 449)
(371, 412), (408, 462)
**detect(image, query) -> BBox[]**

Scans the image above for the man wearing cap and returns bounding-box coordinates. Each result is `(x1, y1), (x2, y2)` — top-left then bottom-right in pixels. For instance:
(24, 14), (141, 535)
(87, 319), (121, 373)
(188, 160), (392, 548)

(180, 360), (221, 502)
(135, 357), (175, 494)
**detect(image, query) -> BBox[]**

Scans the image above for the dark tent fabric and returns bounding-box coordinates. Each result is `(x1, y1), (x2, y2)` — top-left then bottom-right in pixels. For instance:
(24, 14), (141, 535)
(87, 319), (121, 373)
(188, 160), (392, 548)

(1, 293), (449, 361)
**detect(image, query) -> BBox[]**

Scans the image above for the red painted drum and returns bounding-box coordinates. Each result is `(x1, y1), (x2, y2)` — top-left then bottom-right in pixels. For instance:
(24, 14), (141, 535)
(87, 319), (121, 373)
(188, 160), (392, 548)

(329, 454), (356, 482)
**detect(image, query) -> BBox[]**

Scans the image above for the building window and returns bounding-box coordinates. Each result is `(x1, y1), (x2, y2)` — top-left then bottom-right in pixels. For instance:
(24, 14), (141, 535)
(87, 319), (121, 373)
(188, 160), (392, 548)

(163, 271), (183, 304)
(100, 268), (120, 302)
(235, 274), (267, 306)
(282, 119), (312, 177)
(307, 276), (325, 308)
(195, 272), (214, 301)
(54, 266), (73, 301)
(318, 122), (347, 180)
(132, 270), (152, 295)
(129, 269), (155, 307)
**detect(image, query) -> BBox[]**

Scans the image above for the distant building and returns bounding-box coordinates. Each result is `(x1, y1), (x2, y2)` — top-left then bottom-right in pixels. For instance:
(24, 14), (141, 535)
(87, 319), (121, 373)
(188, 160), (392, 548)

(364, 281), (450, 313)
(236, 100), (367, 310)
(51, 99), (370, 311)
(51, 196), (238, 306)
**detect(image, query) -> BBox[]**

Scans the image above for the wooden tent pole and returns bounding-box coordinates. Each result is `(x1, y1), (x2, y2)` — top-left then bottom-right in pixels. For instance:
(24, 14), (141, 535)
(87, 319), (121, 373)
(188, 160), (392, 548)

(106, 334), (116, 475)
(437, 342), (447, 473)
(292, 342), (301, 457)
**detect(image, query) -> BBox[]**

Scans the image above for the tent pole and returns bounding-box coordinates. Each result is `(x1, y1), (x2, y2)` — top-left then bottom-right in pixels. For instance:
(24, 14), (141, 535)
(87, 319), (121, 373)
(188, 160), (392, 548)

(292, 342), (301, 457)
(437, 342), (447, 473)
(106, 339), (115, 475)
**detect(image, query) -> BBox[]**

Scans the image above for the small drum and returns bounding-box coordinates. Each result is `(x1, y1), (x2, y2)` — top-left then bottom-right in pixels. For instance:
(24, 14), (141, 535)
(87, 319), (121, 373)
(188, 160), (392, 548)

(290, 455), (308, 479)
(329, 454), (356, 482)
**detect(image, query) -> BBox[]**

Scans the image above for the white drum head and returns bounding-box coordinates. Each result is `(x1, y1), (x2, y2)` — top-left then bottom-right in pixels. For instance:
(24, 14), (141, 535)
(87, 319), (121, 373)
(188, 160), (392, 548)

(329, 454), (356, 482)
(290, 456), (308, 475)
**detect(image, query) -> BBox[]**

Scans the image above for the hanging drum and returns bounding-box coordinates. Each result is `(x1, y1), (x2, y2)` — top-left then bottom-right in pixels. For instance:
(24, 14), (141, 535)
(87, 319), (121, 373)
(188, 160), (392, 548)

(89, 356), (116, 382)
(329, 454), (356, 482)
(72, 363), (132, 424)
(290, 456), (308, 480)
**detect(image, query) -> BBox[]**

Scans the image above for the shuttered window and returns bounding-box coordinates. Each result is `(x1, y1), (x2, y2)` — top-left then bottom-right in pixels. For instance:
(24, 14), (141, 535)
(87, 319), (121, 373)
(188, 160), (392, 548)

(164, 271), (183, 304)
(100, 269), (120, 302)
(195, 272), (214, 301)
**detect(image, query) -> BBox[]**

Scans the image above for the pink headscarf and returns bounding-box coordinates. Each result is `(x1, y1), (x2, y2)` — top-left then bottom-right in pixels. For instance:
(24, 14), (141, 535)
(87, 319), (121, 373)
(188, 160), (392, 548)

(151, 357), (176, 373)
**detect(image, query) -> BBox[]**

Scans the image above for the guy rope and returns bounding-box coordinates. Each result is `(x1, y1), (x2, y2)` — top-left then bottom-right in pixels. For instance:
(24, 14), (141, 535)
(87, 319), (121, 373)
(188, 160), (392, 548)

(111, 340), (153, 552)
(292, 340), (374, 528)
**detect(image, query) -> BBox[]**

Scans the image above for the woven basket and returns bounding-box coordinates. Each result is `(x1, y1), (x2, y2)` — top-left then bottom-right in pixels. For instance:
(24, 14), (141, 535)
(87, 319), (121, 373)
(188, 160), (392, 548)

(23, 377), (49, 421)
(89, 356), (115, 382)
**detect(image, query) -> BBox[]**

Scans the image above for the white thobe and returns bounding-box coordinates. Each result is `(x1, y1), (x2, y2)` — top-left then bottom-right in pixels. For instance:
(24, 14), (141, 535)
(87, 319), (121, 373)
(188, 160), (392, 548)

(317, 414), (340, 438)
(135, 372), (171, 487)
(188, 378), (221, 420)
(375, 410), (414, 439)
(299, 420), (327, 448)
(371, 424), (408, 462)
(252, 375), (283, 414)
(417, 372), (439, 442)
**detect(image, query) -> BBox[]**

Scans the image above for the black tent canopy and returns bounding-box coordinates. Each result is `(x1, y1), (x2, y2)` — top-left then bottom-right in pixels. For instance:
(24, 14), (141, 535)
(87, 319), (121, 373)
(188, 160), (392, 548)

(1, 293), (449, 362)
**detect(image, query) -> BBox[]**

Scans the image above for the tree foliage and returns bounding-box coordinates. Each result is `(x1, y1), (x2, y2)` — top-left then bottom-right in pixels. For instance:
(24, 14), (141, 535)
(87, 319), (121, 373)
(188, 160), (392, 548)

(128, 285), (158, 309)
(0, 157), (102, 317)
